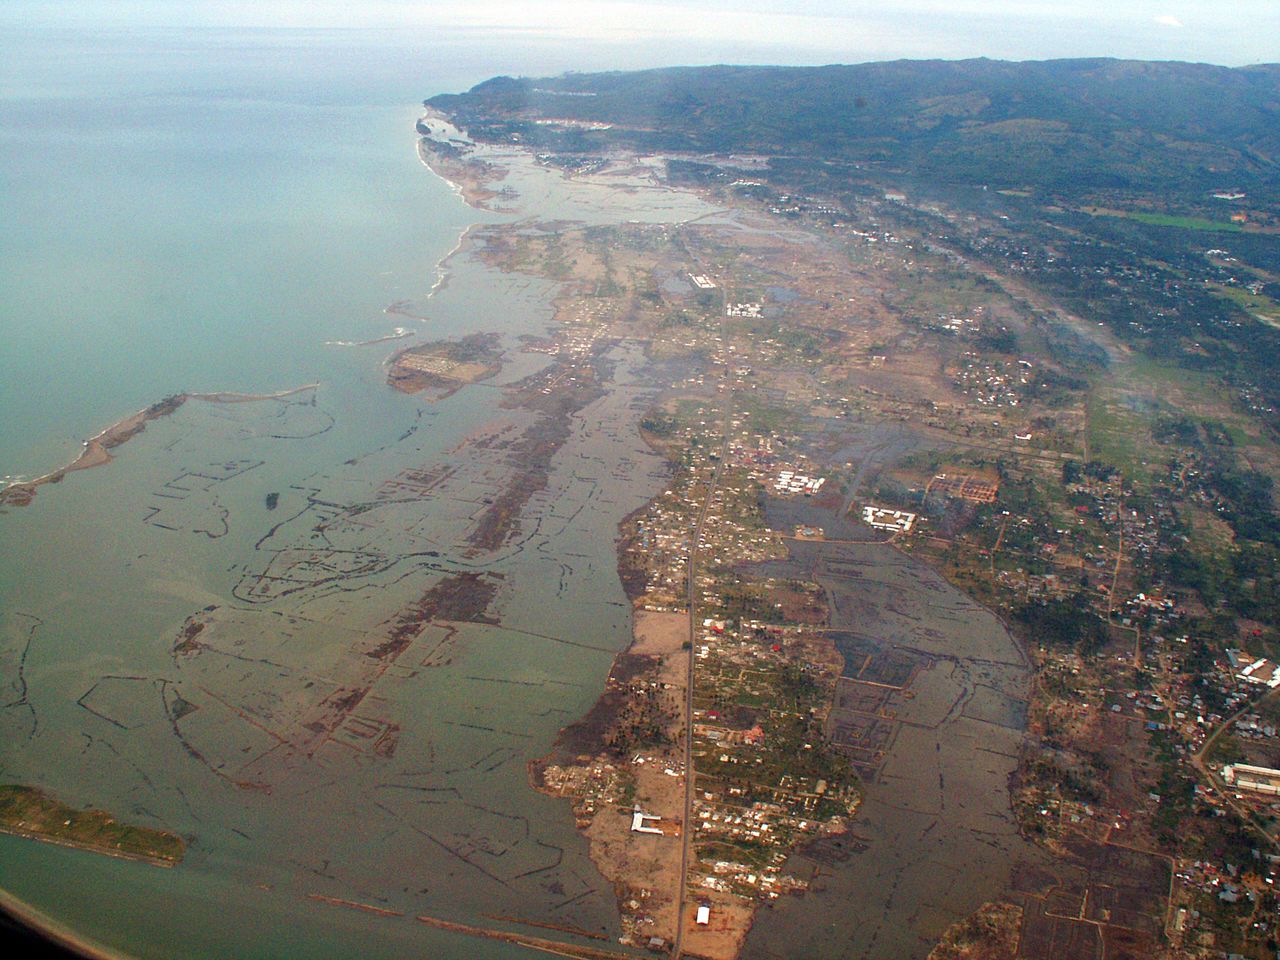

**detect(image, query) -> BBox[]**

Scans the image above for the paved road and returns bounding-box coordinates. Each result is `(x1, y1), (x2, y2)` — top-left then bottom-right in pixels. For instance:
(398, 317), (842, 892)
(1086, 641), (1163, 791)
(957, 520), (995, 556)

(672, 350), (732, 959)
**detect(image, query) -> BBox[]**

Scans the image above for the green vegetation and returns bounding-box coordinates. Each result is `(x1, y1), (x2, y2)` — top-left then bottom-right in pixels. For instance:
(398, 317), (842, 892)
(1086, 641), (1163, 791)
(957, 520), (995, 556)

(1095, 210), (1247, 232)
(1013, 596), (1109, 655)
(0, 784), (185, 865)
(430, 60), (1280, 197)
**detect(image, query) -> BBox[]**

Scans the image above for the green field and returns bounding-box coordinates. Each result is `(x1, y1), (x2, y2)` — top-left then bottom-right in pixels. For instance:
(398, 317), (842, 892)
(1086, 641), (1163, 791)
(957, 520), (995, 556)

(0, 784), (185, 865)
(1100, 211), (1246, 233)
(1210, 282), (1280, 328)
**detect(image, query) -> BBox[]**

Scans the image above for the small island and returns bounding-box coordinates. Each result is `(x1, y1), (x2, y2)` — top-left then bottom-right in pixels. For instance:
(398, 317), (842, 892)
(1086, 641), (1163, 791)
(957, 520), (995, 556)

(386, 333), (503, 399)
(0, 784), (186, 866)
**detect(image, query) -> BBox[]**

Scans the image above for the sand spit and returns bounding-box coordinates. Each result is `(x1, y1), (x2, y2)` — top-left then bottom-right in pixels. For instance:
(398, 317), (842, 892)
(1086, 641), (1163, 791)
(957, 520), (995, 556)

(323, 327), (412, 347)
(0, 384), (319, 507)
(415, 135), (503, 211)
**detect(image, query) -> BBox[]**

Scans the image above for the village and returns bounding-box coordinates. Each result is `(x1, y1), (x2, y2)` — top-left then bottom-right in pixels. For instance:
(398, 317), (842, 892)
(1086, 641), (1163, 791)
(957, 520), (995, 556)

(429, 128), (1280, 955)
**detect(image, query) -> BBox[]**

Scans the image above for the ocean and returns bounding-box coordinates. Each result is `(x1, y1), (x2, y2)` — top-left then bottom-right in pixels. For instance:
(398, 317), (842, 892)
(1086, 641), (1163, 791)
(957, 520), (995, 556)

(0, 28), (487, 478)
(0, 25), (716, 959)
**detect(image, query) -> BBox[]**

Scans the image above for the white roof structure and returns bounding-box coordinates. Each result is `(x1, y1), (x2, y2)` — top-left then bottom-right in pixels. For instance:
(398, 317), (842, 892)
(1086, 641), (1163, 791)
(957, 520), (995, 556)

(631, 808), (664, 835)
(1238, 658), (1280, 688)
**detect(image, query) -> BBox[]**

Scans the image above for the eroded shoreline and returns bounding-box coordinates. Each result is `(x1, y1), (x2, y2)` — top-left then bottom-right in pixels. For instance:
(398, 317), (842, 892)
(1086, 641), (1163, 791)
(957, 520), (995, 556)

(0, 384), (318, 508)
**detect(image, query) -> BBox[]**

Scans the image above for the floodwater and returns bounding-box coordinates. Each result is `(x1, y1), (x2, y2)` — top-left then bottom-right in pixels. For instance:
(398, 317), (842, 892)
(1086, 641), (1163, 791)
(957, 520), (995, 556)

(742, 467), (1049, 960)
(0, 25), (1048, 959)
(0, 26), (717, 960)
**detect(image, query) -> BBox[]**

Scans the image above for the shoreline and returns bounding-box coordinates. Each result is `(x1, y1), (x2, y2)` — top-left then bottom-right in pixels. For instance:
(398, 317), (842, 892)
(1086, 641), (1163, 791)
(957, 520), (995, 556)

(0, 384), (319, 508)
(426, 223), (476, 301)
(413, 112), (495, 310)
(416, 137), (501, 212)
(0, 824), (179, 869)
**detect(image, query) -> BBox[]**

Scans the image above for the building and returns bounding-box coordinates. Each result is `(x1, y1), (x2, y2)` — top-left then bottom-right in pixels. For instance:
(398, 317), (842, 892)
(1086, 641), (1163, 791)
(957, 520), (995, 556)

(1223, 763), (1280, 796)
(862, 506), (916, 533)
(696, 903), (711, 925)
(773, 471), (825, 496)
(1237, 657), (1280, 688)
(631, 807), (665, 835)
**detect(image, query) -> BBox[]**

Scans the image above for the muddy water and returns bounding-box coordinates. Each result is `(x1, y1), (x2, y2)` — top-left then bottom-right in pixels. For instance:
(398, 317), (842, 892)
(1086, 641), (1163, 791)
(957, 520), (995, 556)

(0, 116), (715, 957)
(742, 498), (1050, 960)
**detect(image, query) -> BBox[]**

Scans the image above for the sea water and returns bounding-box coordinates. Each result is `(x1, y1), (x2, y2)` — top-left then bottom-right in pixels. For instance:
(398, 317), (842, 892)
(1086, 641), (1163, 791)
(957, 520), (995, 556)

(0, 26), (719, 959)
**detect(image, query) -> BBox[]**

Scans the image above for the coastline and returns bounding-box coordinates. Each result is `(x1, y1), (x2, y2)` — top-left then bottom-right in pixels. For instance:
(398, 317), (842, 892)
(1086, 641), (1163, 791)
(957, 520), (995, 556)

(323, 328), (412, 347)
(0, 384), (319, 508)
(415, 136), (501, 212)
(0, 824), (179, 870)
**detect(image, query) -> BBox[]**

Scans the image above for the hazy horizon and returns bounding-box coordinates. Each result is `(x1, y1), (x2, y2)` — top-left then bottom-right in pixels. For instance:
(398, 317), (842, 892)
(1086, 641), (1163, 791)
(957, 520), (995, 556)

(1, 1), (1276, 71)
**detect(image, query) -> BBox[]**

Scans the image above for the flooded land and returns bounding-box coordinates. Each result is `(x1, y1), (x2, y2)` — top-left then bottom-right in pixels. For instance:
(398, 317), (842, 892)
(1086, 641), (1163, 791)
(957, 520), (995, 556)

(0, 76), (1180, 960)
(743, 490), (1049, 959)
(0, 120), (717, 959)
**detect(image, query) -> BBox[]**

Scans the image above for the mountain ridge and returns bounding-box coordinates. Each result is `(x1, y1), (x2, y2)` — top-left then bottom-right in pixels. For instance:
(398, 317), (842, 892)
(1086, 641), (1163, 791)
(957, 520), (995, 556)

(428, 58), (1280, 195)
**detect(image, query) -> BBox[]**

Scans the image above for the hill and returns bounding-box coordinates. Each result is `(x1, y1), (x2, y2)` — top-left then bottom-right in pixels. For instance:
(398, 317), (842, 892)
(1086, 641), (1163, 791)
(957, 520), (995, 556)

(428, 59), (1280, 196)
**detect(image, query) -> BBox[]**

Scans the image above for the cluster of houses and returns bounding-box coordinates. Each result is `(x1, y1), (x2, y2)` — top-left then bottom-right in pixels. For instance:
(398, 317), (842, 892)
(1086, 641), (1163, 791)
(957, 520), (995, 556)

(772, 471), (825, 496)
(861, 505), (917, 533)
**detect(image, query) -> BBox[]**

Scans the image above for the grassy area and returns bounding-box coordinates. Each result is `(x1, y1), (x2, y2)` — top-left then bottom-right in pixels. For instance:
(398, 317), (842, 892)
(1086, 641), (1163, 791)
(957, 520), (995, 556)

(1209, 283), (1280, 328)
(1091, 210), (1246, 233)
(1085, 388), (1156, 481)
(0, 784), (185, 865)
(1087, 350), (1258, 486)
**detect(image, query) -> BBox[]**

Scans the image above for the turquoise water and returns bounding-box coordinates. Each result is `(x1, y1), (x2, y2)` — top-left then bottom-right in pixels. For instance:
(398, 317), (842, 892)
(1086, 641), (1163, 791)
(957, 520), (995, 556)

(0, 26), (682, 960)
(0, 29), (489, 478)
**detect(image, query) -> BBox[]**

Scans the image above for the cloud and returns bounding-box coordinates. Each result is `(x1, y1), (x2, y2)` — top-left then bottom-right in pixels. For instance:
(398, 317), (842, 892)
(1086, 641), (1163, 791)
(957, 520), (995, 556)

(1155, 14), (1184, 28)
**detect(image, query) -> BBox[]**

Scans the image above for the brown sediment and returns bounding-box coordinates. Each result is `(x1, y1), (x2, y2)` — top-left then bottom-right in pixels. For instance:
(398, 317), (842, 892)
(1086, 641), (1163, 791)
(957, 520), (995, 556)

(1, 384), (319, 508)
(305, 894), (404, 918)
(927, 901), (1022, 960)
(415, 914), (633, 960)
(467, 355), (607, 551)
(481, 915), (609, 942)
(386, 334), (502, 398)
(530, 650), (653, 774)
(529, 608), (690, 950)
(173, 619), (206, 656)
(0, 395), (185, 507)
(416, 137), (506, 210)
(368, 573), (499, 662)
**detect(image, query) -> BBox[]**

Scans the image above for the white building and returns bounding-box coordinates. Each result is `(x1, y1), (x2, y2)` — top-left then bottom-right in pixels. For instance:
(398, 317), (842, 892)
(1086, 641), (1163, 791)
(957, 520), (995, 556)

(631, 807), (664, 835)
(1224, 763), (1280, 796)
(1238, 658), (1280, 688)
(862, 506), (916, 533)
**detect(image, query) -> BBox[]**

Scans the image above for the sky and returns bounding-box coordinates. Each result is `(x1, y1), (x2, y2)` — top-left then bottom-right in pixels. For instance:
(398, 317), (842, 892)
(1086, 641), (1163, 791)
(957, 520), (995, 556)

(1, 1), (1276, 67)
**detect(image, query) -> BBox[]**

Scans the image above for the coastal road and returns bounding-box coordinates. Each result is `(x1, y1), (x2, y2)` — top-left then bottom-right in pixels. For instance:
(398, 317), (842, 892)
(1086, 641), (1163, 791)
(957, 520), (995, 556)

(672, 320), (733, 960)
